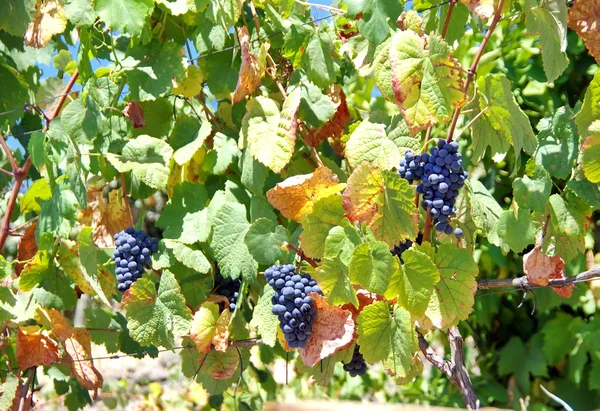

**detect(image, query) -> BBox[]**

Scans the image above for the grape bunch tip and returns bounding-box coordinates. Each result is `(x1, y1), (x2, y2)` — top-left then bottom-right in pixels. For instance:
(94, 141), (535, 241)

(399, 139), (467, 238)
(343, 345), (367, 377)
(214, 273), (242, 312)
(113, 227), (159, 292)
(265, 264), (322, 349)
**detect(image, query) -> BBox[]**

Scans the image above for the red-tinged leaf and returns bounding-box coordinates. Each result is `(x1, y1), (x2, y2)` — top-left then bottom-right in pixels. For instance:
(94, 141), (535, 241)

(190, 302), (231, 354)
(15, 223), (37, 276)
(299, 293), (355, 367)
(16, 326), (60, 370)
(203, 348), (240, 380)
(524, 245), (573, 298)
(231, 26), (266, 104)
(308, 85), (350, 149)
(568, 0), (600, 65)
(341, 286), (383, 329)
(123, 101), (146, 129)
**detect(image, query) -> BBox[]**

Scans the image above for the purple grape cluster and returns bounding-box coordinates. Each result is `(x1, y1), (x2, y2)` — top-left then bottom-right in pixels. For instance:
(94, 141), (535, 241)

(214, 273), (241, 312)
(343, 345), (367, 377)
(265, 264), (322, 349)
(398, 139), (466, 237)
(391, 240), (413, 264)
(113, 228), (159, 292)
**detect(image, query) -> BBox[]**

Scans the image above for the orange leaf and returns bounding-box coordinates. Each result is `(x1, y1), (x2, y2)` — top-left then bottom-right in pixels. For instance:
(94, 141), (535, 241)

(122, 101), (146, 129)
(266, 166), (345, 222)
(16, 326), (60, 370)
(568, 0), (600, 65)
(15, 223), (38, 276)
(523, 245), (573, 298)
(308, 85), (350, 150)
(45, 309), (104, 391)
(299, 293), (355, 367)
(231, 27), (266, 104)
(78, 186), (131, 248)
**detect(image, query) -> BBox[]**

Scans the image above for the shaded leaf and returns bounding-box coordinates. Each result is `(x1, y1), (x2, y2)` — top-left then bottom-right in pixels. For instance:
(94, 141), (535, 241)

(78, 187), (131, 248)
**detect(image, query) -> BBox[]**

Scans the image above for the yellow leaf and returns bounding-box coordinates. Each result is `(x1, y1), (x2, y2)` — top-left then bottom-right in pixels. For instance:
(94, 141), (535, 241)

(20, 179), (51, 214)
(16, 325), (60, 370)
(231, 26), (268, 104)
(45, 309), (104, 391)
(266, 166), (345, 223)
(24, 0), (67, 48)
(78, 187), (131, 248)
(172, 65), (205, 98)
(189, 302), (231, 353)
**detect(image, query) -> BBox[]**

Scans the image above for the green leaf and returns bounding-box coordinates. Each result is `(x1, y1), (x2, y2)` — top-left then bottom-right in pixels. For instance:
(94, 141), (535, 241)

(466, 179), (503, 236)
(471, 73), (537, 174)
(297, 78), (335, 127)
(345, 120), (401, 170)
(567, 174), (600, 209)
(582, 121), (600, 183)
(303, 22), (337, 89)
(61, 97), (103, 145)
(20, 178), (51, 214)
(106, 135), (173, 190)
(357, 302), (418, 377)
(0, 0), (34, 36)
(513, 162), (552, 213)
(123, 270), (193, 348)
(541, 313), (578, 365)
(534, 106), (579, 180)
(157, 182), (209, 242)
(244, 218), (288, 265)
(349, 241), (397, 295)
(346, 0), (404, 44)
(205, 0), (242, 29)
(549, 193), (589, 238)
(314, 257), (359, 307)
(36, 182), (79, 241)
(239, 149), (269, 194)
(212, 203), (258, 283)
(0, 63), (29, 125)
(0, 373), (18, 410)
(299, 195), (345, 259)
(204, 132), (239, 175)
(374, 31), (465, 134)
(575, 70), (600, 138)
(163, 240), (211, 274)
(323, 220), (362, 265)
(397, 248), (439, 318)
(343, 164), (419, 248)
(249, 287), (279, 347)
(65, 0), (97, 26)
(28, 131), (46, 168)
(498, 335), (548, 394)
(525, 0), (569, 82)
(0, 255), (13, 280)
(425, 244), (478, 329)
(95, 0), (154, 36)
(489, 208), (536, 254)
(76, 227), (112, 306)
(173, 121), (211, 166)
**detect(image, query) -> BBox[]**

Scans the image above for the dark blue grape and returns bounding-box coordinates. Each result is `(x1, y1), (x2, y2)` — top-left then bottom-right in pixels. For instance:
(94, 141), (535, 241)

(214, 273), (242, 312)
(344, 345), (367, 377)
(112, 228), (159, 292)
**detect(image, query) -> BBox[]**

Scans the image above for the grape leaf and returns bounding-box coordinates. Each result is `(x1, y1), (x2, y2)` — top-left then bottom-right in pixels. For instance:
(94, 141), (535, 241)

(314, 257), (359, 307)
(303, 21), (337, 89)
(122, 270), (193, 348)
(356, 302), (418, 378)
(205, 0), (242, 29)
(489, 208), (536, 254)
(513, 162), (552, 213)
(299, 195), (345, 259)
(345, 120), (401, 170)
(24, 0), (67, 48)
(0, 0), (34, 36)
(249, 287), (279, 347)
(157, 182), (209, 242)
(78, 187), (131, 248)
(582, 121), (600, 183)
(94, 0), (154, 36)
(548, 193), (589, 238)
(345, 0), (403, 45)
(471, 73), (537, 173)
(16, 325), (60, 369)
(231, 26), (267, 104)
(163, 239), (211, 274)
(374, 31), (465, 134)
(541, 313), (579, 365)
(20, 178), (51, 215)
(244, 218), (289, 265)
(172, 65), (205, 99)
(397, 248), (439, 318)
(466, 179), (503, 236)
(0, 374), (18, 410)
(458, 0), (494, 20)
(267, 166), (345, 223)
(64, 0), (96, 27)
(525, 0), (569, 82)
(568, 0), (600, 66)
(190, 301), (231, 353)
(342, 163), (419, 249)
(324, 219), (362, 265)
(212, 203), (258, 283)
(106, 135), (173, 190)
(498, 335), (548, 394)
(348, 241), (397, 295)
(424, 244), (478, 329)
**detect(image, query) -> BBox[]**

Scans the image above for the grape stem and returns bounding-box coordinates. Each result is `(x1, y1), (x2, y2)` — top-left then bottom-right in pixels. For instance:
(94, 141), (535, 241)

(446, 0), (506, 142)
(0, 69), (79, 251)
(477, 266), (600, 291)
(284, 242), (319, 268)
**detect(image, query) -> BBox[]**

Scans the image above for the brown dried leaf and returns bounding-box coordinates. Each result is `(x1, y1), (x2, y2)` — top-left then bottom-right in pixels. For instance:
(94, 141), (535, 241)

(308, 85), (350, 148)
(523, 245), (573, 298)
(568, 0), (600, 65)
(15, 223), (38, 276)
(459, 0), (496, 20)
(45, 309), (104, 391)
(78, 187), (131, 248)
(299, 293), (355, 367)
(16, 326), (60, 370)
(231, 26), (266, 104)
(266, 166), (345, 222)
(24, 0), (67, 48)
(122, 101), (146, 129)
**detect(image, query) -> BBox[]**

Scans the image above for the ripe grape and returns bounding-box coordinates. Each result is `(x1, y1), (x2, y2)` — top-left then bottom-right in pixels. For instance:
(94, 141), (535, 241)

(264, 264), (322, 349)
(391, 233), (423, 264)
(398, 139), (467, 238)
(214, 273), (242, 312)
(343, 345), (367, 377)
(113, 227), (159, 292)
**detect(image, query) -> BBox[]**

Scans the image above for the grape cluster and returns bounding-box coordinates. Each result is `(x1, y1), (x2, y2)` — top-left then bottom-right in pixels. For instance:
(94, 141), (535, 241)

(343, 345), (367, 377)
(398, 139), (467, 237)
(214, 273), (241, 312)
(113, 228), (159, 292)
(391, 233), (423, 264)
(265, 264), (322, 349)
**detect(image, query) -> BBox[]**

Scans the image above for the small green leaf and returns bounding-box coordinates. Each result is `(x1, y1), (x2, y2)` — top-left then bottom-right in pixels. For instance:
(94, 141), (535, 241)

(123, 270), (192, 348)
(313, 257), (359, 307)
(541, 313), (578, 365)
(303, 22), (337, 89)
(349, 241), (397, 295)
(467, 180), (503, 236)
(323, 220), (362, 265)
(20, 178), (51, 214)
(513, 162), (551, 213)
(575, 70), (600, 138)
(489, 209), (536, 254)
(534, 107), (578, 180)
(300, 195), (345, 259)
(0, 373), (18, 410)
(163, 240), (211, 274)
(244, 218), (288, 265)
(346, 0), (403, 44)
(582, 121), (600, 183)
(95, 0), (154, 36)
(249, 287), (279, 347)
(397, 249), (439, 317)
(205, 0), (242, 29)
(65, 0), (96, 26)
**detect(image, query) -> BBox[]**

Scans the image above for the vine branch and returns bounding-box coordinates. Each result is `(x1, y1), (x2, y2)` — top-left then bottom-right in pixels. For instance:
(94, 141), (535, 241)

(477, 267), (600, 291)
(284, 242), (319, 268)
(446, 0), (505, 142)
